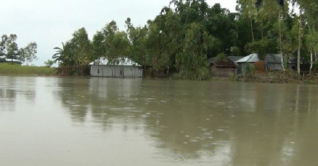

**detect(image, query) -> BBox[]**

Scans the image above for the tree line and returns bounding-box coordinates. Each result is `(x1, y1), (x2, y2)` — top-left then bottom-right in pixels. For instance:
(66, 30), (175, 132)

(0, 34), (37, 65)
(52, 0), (318, 78)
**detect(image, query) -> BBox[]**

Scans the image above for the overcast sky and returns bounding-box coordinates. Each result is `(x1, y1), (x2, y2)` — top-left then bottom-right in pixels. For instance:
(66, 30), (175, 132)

(1, 0), (236, 66)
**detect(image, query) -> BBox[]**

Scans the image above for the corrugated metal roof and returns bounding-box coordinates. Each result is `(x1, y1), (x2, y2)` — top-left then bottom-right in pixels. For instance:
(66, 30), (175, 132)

(265, 54), (300, 64)
(214, 60), (237, 68)
(228, 56), (244, 62)
(265, 54), (282, 63)
(89, 57), (141, 66)
(236, 53), (259, 63)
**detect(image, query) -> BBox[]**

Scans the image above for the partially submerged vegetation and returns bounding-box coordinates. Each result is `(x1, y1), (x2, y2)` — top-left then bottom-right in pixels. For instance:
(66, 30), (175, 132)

(226, 70), (318, 85)
(0, 64), (55, 76)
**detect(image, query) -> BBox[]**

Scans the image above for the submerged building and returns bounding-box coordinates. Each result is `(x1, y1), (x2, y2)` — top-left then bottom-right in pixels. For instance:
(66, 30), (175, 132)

(89, 57), (143, 78)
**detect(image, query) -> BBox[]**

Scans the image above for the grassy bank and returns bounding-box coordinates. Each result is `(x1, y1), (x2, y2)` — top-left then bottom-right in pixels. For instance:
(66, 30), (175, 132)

(0, 64), (55, 76)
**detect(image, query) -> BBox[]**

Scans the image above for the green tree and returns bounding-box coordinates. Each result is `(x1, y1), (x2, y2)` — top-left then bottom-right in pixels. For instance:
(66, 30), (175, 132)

(44, 59), (54, 68)
(102, 21), (130, 64)
(71, 27), (92, 65)
(236, 0), (258, 42)
(176, 23), (211, 80)
(52, 28), (92, 75)
(4, 34), (20, 63)
(1, 34), (38, 65)
(92, 31), (105, 59)
(20, 42), (37, 65)
(125, 18), (149, 68)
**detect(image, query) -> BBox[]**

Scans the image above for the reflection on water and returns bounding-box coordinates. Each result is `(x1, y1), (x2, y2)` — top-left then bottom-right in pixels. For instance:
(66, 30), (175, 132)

(1, 76), (318, 166)
(0, 77), (36, 111)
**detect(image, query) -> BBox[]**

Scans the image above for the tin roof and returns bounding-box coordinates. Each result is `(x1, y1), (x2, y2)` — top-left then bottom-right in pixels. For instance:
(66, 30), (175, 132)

(227, 56), (244, 62)
(89, 57), (141, 66)
(265, 54), (282, 63)
(236, 53), (259, 63)
(214, 60), (237, 68)
(265, 54), (299, 64)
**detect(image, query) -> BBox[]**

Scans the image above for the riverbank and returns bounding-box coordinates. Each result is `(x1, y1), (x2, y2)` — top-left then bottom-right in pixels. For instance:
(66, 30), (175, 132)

(2, 64), (317, 85)
(230, 70), (318, 85)
(0, 64), (55, 76)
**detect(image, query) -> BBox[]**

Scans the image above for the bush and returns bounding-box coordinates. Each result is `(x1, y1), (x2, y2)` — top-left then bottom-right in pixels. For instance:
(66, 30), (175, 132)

(216, 53), (227, 61)
(171, 73), (181, 80)
(196, 67), (210, 80)
(313, 62), (318, 72)
(245, 63), (256, 74)
(231, 47), (240, 56)
(177, 67), (210, 80)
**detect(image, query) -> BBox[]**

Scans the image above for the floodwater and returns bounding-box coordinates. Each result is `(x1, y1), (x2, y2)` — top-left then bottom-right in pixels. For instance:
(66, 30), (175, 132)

(0, 77), (318, 166)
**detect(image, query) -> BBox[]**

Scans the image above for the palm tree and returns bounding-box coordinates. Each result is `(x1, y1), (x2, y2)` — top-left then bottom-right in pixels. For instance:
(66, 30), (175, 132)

(52, 42), (65, 64)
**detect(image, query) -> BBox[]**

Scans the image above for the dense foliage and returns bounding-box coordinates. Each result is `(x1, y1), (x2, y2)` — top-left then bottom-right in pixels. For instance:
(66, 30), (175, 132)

(52, 0), (318, 78)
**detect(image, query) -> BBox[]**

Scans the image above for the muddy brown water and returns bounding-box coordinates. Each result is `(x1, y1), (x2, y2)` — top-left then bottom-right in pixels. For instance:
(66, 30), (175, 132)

(0, 76), (318, 166)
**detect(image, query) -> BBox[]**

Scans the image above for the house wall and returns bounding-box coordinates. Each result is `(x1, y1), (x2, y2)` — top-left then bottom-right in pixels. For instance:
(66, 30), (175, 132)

(237, 63), (245, 75)
(237, 62), (297, 74)
(267, 63), (297, 71)
(237, 63), (256, 75)
(90, 65), (143, 78)
(268, 63), (283, 71)
(210, 66), (236, 77)
(123, 66), (143, 77)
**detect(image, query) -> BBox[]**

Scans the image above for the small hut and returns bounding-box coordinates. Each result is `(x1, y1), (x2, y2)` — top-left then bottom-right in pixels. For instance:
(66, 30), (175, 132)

(209, 57), (239, 77)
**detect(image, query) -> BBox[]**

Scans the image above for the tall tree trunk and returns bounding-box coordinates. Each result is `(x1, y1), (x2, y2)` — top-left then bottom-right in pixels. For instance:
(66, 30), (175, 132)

(250, 17), (255, 42)
(261, 20), (264, 40)
(310, 51), (313, 74)
(279, 12), (285, 70)
(297, 10), (302, 75)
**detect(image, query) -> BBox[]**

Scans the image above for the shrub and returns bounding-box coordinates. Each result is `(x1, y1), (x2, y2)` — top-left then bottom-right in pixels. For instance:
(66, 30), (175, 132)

(245, 63), (256, 74)
(216, 53), (227, 61)
(177, 67), (210, 80)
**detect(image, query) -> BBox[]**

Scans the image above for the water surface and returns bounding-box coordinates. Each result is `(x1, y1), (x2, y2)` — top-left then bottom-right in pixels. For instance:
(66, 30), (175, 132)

(0, 76), (318, 166)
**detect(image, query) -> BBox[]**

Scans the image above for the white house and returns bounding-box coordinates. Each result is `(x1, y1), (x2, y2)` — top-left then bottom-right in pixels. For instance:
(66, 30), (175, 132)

(89, 57), (143, 78)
